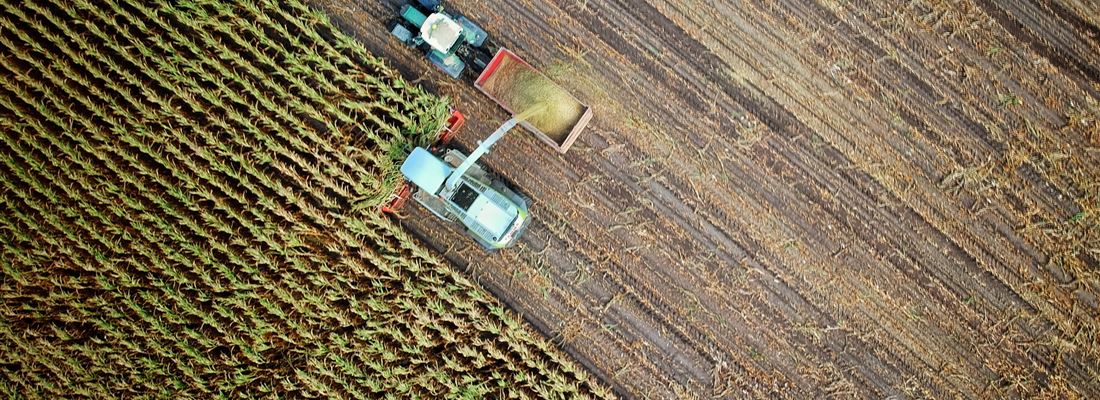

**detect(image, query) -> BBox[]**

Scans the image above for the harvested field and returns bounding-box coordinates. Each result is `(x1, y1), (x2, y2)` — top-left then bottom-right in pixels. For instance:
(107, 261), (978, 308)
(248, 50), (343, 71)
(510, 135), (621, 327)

(0, 0), (609, 398)
(315, 0), (1100, 398)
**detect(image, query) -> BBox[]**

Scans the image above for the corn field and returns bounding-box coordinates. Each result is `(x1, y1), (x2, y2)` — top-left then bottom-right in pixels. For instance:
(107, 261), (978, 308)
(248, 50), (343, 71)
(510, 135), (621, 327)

(0, 0), (610, 398)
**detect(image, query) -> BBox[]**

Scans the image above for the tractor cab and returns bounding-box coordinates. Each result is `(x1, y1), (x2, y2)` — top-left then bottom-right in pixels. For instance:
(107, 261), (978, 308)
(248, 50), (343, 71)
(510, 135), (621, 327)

(420, 13), (463, 52)
(389, 1), (493, 78)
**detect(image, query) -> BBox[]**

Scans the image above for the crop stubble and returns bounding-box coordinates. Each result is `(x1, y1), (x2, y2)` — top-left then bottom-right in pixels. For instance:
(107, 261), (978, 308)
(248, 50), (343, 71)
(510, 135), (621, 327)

(315, 0), (1099, 398)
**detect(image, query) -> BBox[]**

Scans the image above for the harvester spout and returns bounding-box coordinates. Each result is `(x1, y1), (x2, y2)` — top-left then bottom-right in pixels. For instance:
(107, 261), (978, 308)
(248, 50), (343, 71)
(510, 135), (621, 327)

(445, 117), (520, 190)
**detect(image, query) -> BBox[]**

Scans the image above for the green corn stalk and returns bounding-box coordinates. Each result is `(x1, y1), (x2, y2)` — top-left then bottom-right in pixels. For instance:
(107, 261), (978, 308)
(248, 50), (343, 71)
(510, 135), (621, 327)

(0, 0), (610, 397)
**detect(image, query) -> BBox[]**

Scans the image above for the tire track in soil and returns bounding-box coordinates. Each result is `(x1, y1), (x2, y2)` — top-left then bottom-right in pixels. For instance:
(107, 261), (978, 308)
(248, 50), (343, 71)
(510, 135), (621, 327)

(679, 0), (1053, 388)
(611, 0), (998, 393)
(974, 0), (1100, 98)
(797, 0), (1100, 391)
(510, 1), (916, 395)
(325, 0), (858, 397)
(311, 0), (1100, 398)
(686, 0), (1100, 393)
(453, 0), (884, 393)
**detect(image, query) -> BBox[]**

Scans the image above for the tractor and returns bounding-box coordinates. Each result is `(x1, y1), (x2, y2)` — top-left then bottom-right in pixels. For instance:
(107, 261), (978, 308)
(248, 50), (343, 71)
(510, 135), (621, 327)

(388, 0), (496, 79)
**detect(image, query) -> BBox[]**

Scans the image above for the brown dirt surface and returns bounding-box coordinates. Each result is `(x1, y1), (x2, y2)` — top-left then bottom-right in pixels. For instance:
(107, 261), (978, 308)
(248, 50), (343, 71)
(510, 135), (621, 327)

(312, 0), (1100, 398)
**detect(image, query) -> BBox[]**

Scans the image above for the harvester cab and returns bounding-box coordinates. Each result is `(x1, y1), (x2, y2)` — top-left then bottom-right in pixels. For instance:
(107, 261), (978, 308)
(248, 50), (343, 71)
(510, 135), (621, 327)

(399, 118), (530, 250)
(389, 0), (495, 78)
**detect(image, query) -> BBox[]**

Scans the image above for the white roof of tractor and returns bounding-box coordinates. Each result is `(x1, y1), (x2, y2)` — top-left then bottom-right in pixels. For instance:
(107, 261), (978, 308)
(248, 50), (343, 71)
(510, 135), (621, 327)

(421, 13), (462, 52)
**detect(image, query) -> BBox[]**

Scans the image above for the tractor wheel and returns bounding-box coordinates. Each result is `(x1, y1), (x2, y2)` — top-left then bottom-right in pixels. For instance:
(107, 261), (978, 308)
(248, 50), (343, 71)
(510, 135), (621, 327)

(416, 0), (441, 10)
(468, 47), (495, 77)
(388, 19), (415, 44)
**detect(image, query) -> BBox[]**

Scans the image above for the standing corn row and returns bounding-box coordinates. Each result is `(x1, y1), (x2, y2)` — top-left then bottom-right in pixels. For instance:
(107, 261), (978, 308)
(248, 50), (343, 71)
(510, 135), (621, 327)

(0, 0), (614, 399)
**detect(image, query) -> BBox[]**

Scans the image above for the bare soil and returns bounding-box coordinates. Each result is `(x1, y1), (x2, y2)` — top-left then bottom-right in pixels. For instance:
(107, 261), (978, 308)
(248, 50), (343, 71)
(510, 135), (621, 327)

(312, 0), (1100, 398)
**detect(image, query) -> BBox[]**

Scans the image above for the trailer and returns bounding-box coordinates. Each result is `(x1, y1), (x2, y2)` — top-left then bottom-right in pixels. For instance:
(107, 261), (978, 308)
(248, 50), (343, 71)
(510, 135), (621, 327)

(390, 2), (591, 153)
(475, 48), (593, 154)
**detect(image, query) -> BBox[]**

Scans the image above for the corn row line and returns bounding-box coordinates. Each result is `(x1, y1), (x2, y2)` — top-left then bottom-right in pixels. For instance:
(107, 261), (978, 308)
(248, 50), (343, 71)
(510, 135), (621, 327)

(263, 0), (450, 132)
(1, 11), (523, 393)
(0, 91), (235, 394)
(0, 0), (611, 398)
(31, 1), (437, 325)
(0, 49), (374, 371)
(110, 0), (382, 199)
(0, 11), (264, 294)
(0, 14), (369, 393)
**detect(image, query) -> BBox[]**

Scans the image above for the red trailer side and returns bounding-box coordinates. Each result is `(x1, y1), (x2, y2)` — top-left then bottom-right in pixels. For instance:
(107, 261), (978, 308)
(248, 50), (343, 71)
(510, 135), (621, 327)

(475, 48), (592, 153)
